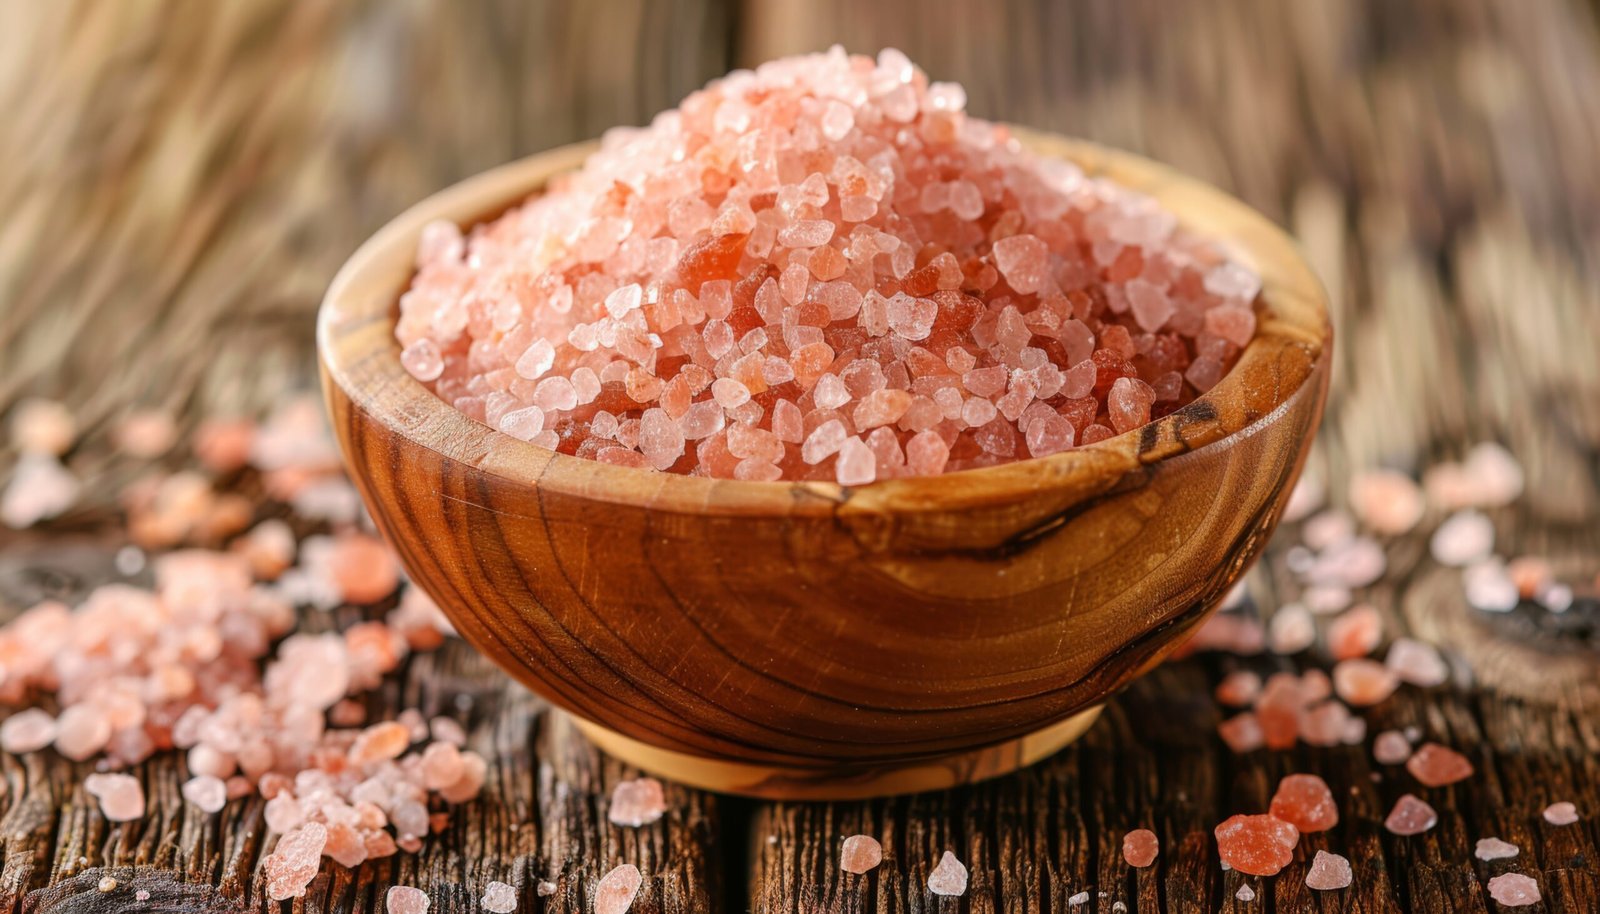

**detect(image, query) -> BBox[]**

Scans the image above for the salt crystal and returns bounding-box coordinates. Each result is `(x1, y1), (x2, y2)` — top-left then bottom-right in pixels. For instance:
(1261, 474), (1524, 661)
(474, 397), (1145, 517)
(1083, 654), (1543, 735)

(608, 778), (667, 827)
(1214, 670), (1261, 707)
(0, 708), (57, 753)
(1213, 815), (1298, 876)
(1268, 604), (1316, 654)
(1348, 469), (1424, 535)
(1, 454), (80, 528)
(1463, 559), (1519, 612)
(182, 775), (228, 814)
(594, 864), (642, 914)
(55, 705), (112, 761)
(482, 881), (518, 913)
(386, 885), (431, 914)
(840, 835), (883, 874)
(537, 881), (557, 897)
(1326, 604), (1382, 660)
(1303, 850), (1352, 891)
(10, 398), (75, 455)
(1383, 794), (1437, 835)
(927, 850), (968, 896)
(1486, 873), (1541, 907)
(835, 437), (876, 486)
(1462, 443), (1524, 507)
(1475, 837), (1519, 860)
(1430, 510), (1494, 566)
(1235, 884), (1256, 902)
(1121, 828), (1159, 867)
(99, 877), (117, 892)
(265, 823), (328, 900)
(1332, 658), (1399, 707)
(136, 889), (150, 901)
(85, 773), (145, 821)
(349, 720), (412, 764)
(1373, 730), (1412, 764)
(1269, 774), (1338, 832)
(1385, 638), (1448, 687)
(1067, 890), (1090, 906)
(1405, 742), (1474, 787)
(1543, 801), (1580, 825)
(1218, 713), (1264, 754)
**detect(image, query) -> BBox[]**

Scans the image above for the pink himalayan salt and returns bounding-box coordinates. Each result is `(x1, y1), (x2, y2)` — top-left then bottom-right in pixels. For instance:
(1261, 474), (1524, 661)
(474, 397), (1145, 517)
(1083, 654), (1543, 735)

(1543, 801), (1580, 826)
(1214, 670), (1261, 707)
(328, 533), (400, 604)
(1, 454), (80, 528)
(397, 50), (1259, 483)
(1268, 603), (1316, 654)
(1304, 850), (1352, 891)
(1305, 537), (1386, 588)
(1302, 510), (1354, 552)
(1218, 713), (1264, 753)
(55, 704), (113, 761)
(1429, 510), (1494, 566)
(1213, 815), (1298, 876)
(595, 864), (643, 914)
(927, 850), (968, 896)
(1283, 473), (1324, 522)
(1384, 794), (1438, 835)
(1122, 828), (1159, 867)
(1475, 837), (1519, 860)
(1298, 701), (1355, 747)
(1256, 673), (1303, 749)
(1326, 604), (1382, 660)
(1373, 730), (1412, 765)
(10, 398), (75, 455)
(482, 881), (518, 913)
(1486, 873), (1541, 907)
(1385, 638), (1448, 687)
(114, 410), (179, 459)
(608, 777), (667, 827)
(1332, 658), (1399, 707)
(265, 823), (329, 900)
(349, 721), (413, 764)
(840, 835), (884, 874)
(1235, 884), (1256, 902)
(1270, 774), (1339, 832)
(1463, 559), (1519, 612)
(85, 772), (145, 821)
(0, 708), (57, 753)
(182, 775), (228, 814)
(1067, 890), (1090, 906)
(136, 889), (151, 901)
(193, 418), (257, 473)
(1348, 469), (1425, 536)
(537, 881), (558, 897)
(1405, 743), (1474, 787)
(387, 885), (431, 914)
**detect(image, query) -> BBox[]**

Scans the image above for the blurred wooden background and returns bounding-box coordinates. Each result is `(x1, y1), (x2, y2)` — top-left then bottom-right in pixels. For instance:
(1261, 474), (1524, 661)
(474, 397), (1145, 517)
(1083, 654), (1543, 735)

(0, 1), (1598, 912)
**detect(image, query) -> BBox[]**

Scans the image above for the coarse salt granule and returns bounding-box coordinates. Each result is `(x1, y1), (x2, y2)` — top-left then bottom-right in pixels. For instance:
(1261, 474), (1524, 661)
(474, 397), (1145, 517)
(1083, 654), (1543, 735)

(397, 49), (1262, 485)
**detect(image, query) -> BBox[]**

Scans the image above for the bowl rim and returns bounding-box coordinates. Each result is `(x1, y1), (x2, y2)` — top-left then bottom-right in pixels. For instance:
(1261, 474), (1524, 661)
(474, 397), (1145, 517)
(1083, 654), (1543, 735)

(318, 129), (1330, 518)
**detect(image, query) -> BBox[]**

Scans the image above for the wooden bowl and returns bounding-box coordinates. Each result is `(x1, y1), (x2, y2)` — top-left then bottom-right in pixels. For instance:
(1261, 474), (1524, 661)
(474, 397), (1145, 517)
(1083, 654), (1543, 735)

(318, 131), (1331, 799)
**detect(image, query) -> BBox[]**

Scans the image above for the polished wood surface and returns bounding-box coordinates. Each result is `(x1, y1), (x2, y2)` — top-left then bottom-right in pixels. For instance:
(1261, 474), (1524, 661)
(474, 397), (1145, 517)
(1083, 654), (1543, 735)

(317, 135), (1331, 792)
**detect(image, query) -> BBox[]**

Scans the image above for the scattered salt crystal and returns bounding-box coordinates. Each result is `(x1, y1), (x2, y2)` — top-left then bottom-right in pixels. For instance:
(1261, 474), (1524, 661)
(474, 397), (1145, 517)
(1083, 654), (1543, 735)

(1269, 774), (1338, 832)
(1462, 443), (1524, 507)
(840, 835), (883, 874)
(98, 876), (117, 893)
(1121, 828), (1159, 867)
(55, 704), (112, 761)
(1486, 873), (1541, 907)
(1268, 604), (1316, 654)
(1348, 468), (1426, 536)
(1383, 794), (1438, 835)
(1235, 884), (1256, 902)
(1543, 801), (1579, 825)
(1067, 890), (1090, 906)
(927, 850), (968, 896)
(1326, 604), (1382, 660)
(136, 889), (150, 901)
(182, 775), (228, 814)
(537, 881), (557, 897)
(1474, 837), (1519, 860)
(0, 708), (57, 753)
(608, 777), (667, 827)
(1430, 510), (1494, 566)
(1405, 742), (1474, 787)
(1304, 850), (1352, 891)
(1385, 638), (1448, 687)
(482, 881), (518, 913)
(85, 773), (145, 821)
(10, 398), (75, 455)
(1214, 670), (1261, 707)
(387, 885), (431, 914)
(1213, 814), (1298, 876)
(1463, 559), (1519, 612)
(264, 823), (328, 900)
(2, 454), (80, 528)
(1217, 713), (1264, 754)
(1332, 658), (1399, 707)
(594, 864), (642, 914)
(1373, 730), (1412, 765)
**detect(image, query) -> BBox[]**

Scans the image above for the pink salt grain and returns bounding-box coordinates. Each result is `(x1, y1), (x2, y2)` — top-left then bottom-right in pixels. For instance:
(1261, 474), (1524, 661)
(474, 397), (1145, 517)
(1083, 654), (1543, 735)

(1213, 815), (1298, 876)
(594, 864), (642, 914)
(1348, 469), (1425, 535)
(1332, 658), (1399, 707)
(265, 823), (328, 900)
(1304, 850), (1352, 891)
(1235, 884), (1256, 902)
(482, 881), (518, 913)
(1385, 637), (1448, 687)
(1218, 713), (1264, 754)
(1543, 801), (1579, 826)
(927, 851), (968, 896)
(1383, 794), (1438, 835)
(85, 773), (145, 821)
(182, 775), (228, 814)
(1373, 730), (1412, 765)
(608, 777), (667, 827)
(1327, 604), (1383, 660)
(840, 835), (883, 874)
(1486, 873), (1541, 907)
(1122, 828), (1159, 867)
(1269, 774), (1339, 832)
(386, 885), (431, 914)
(1475, 838), (1519, 860)
(1214, 670), (1261, 707)
(1405, 742), (1474, 787)
(1, 709), (57, 754)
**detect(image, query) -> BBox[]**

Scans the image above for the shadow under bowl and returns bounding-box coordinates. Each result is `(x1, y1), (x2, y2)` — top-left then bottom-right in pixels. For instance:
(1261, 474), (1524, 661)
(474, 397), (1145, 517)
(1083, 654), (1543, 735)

(318, 130), (1331, 799)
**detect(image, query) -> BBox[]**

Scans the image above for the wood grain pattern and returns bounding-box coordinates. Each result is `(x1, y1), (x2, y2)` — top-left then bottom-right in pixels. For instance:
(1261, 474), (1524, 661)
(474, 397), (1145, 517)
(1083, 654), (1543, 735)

(317, 137), (1330, 793)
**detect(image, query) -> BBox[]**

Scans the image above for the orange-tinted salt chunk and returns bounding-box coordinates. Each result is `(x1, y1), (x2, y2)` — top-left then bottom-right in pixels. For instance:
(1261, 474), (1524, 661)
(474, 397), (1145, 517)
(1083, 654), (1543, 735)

(1213, 814), (1299, 876)
(1269, 774), (1339, 833)
(1122, 828), (1159, 868)
(1404, 743), (1474, 787)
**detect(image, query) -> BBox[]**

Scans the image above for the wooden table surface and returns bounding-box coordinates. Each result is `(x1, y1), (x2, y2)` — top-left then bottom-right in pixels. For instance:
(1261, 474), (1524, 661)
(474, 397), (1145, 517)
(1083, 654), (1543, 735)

(1, 1), (1598, 912)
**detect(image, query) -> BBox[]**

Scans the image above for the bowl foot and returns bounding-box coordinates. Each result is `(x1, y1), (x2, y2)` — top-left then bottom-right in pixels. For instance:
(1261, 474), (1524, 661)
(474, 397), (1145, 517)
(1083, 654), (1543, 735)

(566, 705), (1105, 800)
